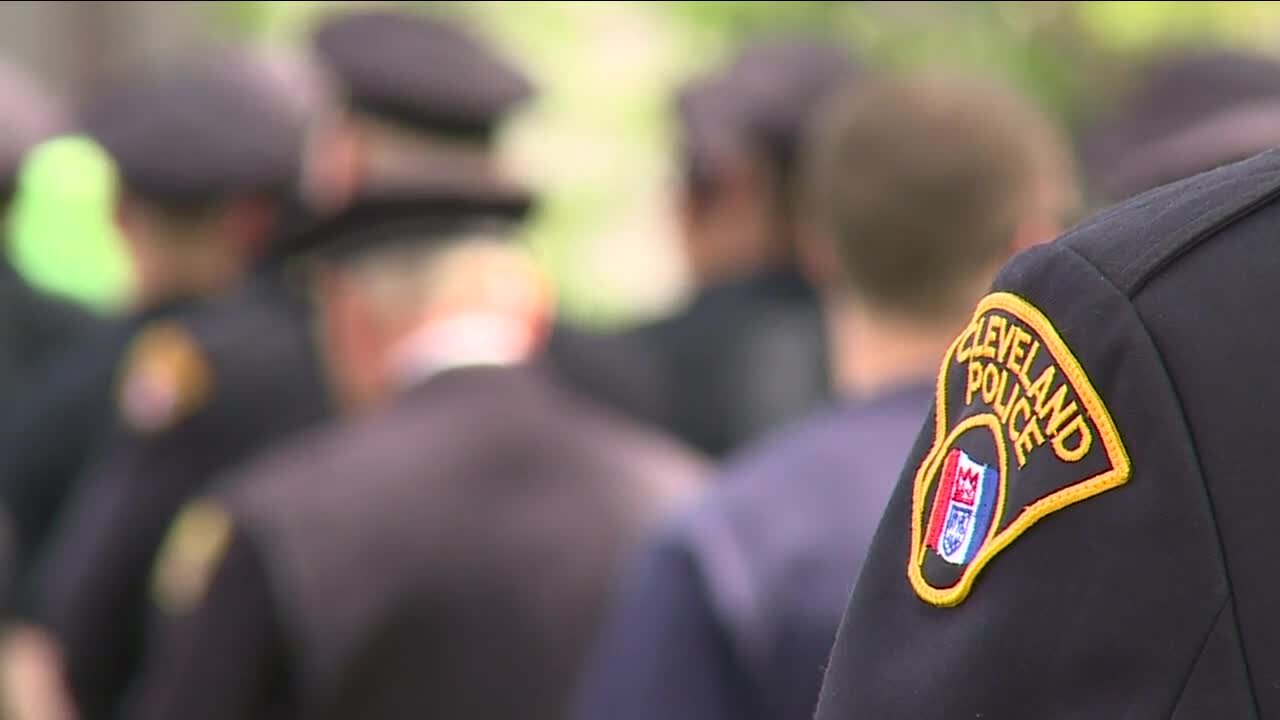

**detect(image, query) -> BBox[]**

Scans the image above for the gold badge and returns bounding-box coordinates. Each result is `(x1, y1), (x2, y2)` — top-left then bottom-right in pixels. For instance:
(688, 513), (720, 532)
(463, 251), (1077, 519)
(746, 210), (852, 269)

(119, 323), (212, 433)
(908, 292), (1131, 607)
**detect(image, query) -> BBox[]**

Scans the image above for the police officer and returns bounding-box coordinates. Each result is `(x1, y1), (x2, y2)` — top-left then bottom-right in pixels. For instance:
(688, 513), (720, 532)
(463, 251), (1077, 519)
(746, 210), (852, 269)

(128, 174), (705, 720)
(550, 40), (857, 458)
(812, 101), (1280, 720)
(571, 73), (1077, 720)
(0, 50), (312, 616)
(0, 58), (96, 402)
(1083, 49), (1280, 205)
(31, 11), (545, 719)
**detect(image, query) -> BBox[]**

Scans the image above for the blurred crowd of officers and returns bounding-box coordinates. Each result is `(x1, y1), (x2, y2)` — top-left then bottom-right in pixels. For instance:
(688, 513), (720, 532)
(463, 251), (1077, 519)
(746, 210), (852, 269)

(0, 6), (1274, 720)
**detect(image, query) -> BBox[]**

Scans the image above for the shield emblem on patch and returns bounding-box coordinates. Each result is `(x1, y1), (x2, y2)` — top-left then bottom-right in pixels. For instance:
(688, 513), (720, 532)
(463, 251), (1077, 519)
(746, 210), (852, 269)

(926, 449), (998, 566)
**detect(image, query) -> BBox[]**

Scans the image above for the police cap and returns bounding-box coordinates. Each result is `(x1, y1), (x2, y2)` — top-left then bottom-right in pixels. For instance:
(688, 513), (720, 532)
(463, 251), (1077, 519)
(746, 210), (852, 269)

(1084, 49), (1280, 203)
(0, 58), (66, 196)
(720, 39), (859, 179)
(311, 10), (533, 139)
(675, 73), (745, 196)
(81, 51), (305, 207)
(815, 149), (1280, 718)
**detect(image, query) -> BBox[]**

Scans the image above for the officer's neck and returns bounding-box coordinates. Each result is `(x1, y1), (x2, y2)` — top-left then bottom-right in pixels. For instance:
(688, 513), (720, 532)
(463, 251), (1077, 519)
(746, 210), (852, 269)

(386, 311), (540, 393)
(828, 293), (963, 399)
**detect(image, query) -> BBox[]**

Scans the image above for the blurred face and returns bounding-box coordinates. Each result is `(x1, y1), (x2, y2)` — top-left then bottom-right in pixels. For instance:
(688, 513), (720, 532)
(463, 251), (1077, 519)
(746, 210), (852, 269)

(679, 150), (784, 288)
(1003, 178), (1077, 270)
(312, 241), (554, 415)
(300, 116), (364, 215)
(114, 193), (275, 308)
(312, 264), (390, 415)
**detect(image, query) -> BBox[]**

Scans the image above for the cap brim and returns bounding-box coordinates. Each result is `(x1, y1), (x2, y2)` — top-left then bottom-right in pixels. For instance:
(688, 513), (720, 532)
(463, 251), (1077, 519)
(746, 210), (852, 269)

(283, 180), (535, 259)
(1098, 100), (1280, 202)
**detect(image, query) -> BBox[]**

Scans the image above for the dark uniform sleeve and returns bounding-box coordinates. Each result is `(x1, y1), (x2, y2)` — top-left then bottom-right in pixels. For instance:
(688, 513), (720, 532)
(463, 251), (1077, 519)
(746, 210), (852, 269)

(34, 292), (327, 717)
(571, 531), (758, 720)
(18, 287), (100, 367)
(34, 434), (210, 718)
(127, 526), (291, 720)
(33, 319), (223, 717)
(814, 239), (1241, 717)
(0, 326), (123, 611)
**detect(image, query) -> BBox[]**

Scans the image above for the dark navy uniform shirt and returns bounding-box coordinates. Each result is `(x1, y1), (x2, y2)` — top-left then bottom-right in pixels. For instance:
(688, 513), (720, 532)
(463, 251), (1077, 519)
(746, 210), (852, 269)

(129, 365), (704, 720)
(572, 381), (932, 720)
(35, 273), (331, 720)
(817, 149), (1280, 719)
(551, 269), (830, 459)
(0, 296), (183, 612)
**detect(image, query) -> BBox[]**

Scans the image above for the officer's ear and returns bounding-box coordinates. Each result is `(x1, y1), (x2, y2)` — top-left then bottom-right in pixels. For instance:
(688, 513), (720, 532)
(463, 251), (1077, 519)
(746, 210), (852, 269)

(795, 219), (841, 289)
(681, 149), (779, 285)
(1009, 148), (1079, 255)
(113, 191), (144, 246)
(217, 196), (278, 263)
(1009, 215), (1065, 255)
(310, 258), (387, 414)
(303, 118), (366, 215)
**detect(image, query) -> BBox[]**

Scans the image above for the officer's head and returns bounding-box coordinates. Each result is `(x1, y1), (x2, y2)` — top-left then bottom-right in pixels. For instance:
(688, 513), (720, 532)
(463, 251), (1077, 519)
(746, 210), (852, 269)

(303, 183), (544, 414)
(805, 73), (1076, 328)
(675, 40), (857, 288)
(308, 10), (532, 204)
(0, 57), (65, 224)
(1083, 49), (1280, 206)
(83, 50), (315, 308)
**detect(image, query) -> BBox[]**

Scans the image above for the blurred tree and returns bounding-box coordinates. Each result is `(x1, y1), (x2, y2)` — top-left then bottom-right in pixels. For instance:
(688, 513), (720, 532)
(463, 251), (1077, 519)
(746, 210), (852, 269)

(206, 0), (1280, 325)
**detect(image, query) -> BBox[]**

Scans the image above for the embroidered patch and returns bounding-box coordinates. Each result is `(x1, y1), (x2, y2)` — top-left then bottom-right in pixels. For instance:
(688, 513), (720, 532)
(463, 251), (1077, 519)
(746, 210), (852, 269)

(909, 292), (1130, 607)
(119, 323), (212, 434)
(151, 500), (233, 616)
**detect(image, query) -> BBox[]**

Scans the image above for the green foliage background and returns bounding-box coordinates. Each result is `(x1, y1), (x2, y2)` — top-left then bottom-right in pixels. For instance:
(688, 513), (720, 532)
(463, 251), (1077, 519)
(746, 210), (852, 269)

(23, 1), (1280, 322)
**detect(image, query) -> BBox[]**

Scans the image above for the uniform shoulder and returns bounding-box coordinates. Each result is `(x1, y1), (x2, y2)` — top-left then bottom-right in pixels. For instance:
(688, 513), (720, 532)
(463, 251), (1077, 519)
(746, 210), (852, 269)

(576, 391), (711, 484)
(215, 410), (364, 515)
(181, 278), (310, 360)
(14, 283), (100, 341)
(1059, 148), (1280, 296)
(117, 279), (327, 436)
(707, 387), (930, 502)
(811, 149), (1280, 720)
(537, 376), (709, 509)
(672, 389), (930, 582)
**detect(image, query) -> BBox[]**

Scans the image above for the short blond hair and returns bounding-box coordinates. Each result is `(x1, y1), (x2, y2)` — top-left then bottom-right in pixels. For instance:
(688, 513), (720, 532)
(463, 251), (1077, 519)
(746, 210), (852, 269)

(343, 233), (548, 326)
(806, 73), (1076, 319)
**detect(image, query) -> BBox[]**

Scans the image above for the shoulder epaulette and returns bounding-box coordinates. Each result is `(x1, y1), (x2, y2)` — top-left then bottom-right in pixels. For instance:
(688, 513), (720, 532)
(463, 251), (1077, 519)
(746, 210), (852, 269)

(1064, 149), (1280, 296)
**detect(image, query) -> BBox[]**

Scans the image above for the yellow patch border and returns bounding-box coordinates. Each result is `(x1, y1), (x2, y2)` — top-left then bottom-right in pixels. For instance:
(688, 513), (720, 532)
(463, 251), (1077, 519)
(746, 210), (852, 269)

(908, 291), (1132, 607)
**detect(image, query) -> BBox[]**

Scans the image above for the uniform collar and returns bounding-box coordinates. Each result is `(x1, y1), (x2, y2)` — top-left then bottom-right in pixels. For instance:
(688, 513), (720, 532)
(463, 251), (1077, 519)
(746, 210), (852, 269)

(388, 312), (535, 392)
(693, 267), (816, 308)
(839, 376), (935, 413)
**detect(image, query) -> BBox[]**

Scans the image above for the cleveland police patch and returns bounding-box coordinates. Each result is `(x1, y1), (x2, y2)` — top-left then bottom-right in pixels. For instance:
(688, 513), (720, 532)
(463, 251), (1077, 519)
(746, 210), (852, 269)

(909, 292), (1130, 607)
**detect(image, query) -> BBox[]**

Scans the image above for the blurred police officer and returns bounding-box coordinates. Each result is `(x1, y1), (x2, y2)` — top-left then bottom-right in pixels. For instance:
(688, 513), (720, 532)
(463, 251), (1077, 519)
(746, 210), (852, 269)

(2, 51), (327, 718)
(572, 73), (1077, 720)
(812, 142), (1280, 720)
(550, 40), (856, 458)
(31, 11), (546, 719)
(0, 50), (311, 612)
(1083, 49), (1280, 205)
(0, 58), (95, 401)
(126, 175), (705, 720)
